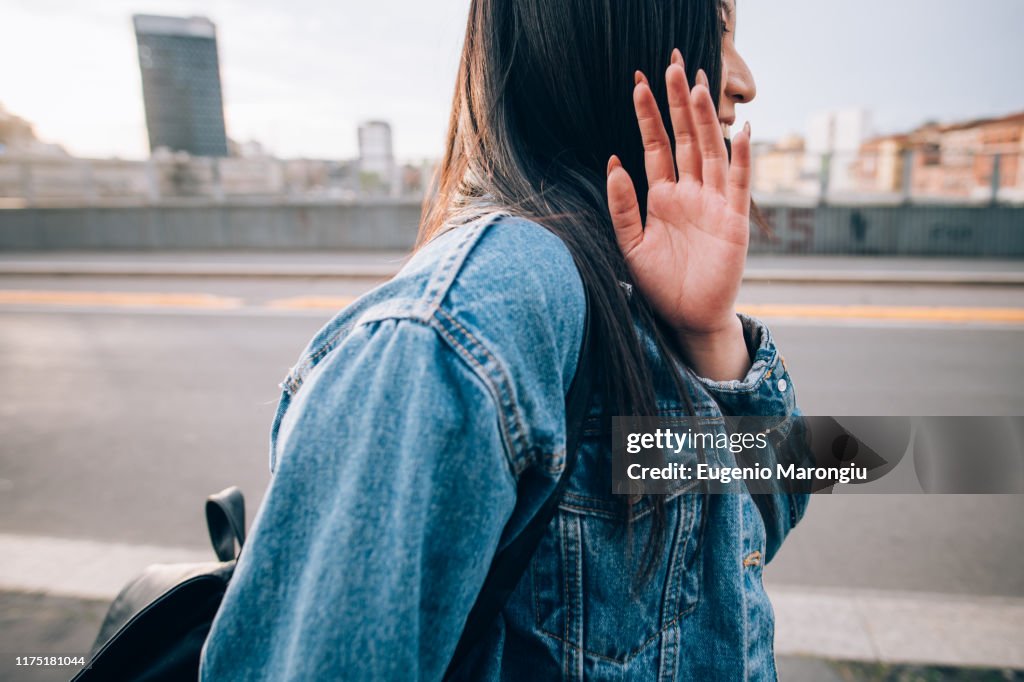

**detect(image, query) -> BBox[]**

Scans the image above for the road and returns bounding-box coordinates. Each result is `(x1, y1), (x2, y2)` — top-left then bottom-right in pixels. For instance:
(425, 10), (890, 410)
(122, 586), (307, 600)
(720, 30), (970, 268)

(0, 273), (1022, 591)
(0, 267), (1022, 678)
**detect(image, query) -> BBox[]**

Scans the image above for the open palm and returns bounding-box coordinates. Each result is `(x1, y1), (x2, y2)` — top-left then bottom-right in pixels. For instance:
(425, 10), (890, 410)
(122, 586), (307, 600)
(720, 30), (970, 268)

(607, 51), (752, 337)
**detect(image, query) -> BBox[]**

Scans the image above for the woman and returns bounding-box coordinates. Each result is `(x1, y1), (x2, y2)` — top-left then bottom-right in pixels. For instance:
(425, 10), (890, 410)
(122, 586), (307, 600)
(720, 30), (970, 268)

(201, 0), (808, 679)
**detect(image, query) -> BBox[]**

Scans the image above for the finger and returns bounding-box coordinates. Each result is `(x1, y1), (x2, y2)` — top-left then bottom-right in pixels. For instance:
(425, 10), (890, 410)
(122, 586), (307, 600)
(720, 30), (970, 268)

(665, 51), (701, 183)
(691, 70), (729, 191)
(606, 155), (644, 259)
(727, 122), (752, 217)
(632, 71), (676, 187)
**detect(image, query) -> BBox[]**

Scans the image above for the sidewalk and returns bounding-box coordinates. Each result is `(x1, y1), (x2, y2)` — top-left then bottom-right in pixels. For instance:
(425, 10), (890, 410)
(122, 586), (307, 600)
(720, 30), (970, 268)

(0, 251), (1021, 285)
(0, 532), (1022, 680)
(1, 588), (1020, 682)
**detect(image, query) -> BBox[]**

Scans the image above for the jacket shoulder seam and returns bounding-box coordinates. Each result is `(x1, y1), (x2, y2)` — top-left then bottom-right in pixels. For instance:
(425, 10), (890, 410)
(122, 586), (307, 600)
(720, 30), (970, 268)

(280, 211), (509, 397)
(430, 306), (541, 477)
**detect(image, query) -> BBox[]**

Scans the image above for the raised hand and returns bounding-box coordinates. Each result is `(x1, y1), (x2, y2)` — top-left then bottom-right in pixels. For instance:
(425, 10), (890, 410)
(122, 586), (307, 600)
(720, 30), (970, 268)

(607, 49), (753, 380)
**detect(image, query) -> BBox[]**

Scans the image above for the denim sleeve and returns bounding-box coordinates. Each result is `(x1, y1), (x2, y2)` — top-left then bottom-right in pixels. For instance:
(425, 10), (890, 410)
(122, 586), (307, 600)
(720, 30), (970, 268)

(691, 313), (810, 563)
(200, 318), (517, 680)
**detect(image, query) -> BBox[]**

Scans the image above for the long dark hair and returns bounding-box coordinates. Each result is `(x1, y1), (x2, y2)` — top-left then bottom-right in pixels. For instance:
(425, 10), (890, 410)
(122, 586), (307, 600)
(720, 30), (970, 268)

(416, 0), (726, 576)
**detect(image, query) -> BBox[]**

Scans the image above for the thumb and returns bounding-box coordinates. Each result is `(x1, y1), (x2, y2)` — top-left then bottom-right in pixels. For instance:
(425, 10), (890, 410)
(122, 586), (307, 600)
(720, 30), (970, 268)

(606, 155), (644, 259)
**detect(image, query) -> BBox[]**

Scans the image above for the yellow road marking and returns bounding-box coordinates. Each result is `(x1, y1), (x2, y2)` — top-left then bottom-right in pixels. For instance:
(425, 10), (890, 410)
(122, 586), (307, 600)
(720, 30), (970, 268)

(737, 304), (1024, 324)
(0, 290), (243, 309)
(266, 299), (1024, 322)
(0, 290), (1020, 323)
(264, 296), (357, 310)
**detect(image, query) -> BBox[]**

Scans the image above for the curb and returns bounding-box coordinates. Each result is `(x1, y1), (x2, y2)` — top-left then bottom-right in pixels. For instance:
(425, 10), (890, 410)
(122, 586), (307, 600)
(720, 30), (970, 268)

(1, 532), (1022, 670)
(743, 269), (1024, 286)
(0, 262), (1021, 286)
(0, 262), (398, 280)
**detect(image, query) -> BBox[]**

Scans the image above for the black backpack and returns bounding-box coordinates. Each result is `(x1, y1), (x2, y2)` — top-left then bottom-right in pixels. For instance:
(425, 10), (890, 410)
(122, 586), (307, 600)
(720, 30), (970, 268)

(73, 291), (595, 681)
(71, 488), (245, 682)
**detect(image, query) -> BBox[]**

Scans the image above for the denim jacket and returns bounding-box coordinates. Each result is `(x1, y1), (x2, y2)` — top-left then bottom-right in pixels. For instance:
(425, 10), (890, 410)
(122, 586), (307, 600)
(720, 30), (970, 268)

(200, 211), (809, 681)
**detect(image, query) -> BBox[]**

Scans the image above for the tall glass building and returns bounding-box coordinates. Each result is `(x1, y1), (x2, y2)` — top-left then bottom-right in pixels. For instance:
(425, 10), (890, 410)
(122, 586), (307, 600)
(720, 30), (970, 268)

(133, 15), (228, 157)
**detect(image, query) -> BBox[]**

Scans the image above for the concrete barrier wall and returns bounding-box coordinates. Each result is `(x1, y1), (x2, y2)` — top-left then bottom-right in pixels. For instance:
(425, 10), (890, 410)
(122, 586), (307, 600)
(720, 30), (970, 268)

(1, 201), (1022, 256)
(0, 201), (425, 251)
(751, 205), (1024, 257)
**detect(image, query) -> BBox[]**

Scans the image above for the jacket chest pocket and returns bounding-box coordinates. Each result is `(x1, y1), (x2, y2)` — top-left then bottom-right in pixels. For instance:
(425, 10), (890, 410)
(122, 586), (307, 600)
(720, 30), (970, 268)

(528, 432), (704, 664)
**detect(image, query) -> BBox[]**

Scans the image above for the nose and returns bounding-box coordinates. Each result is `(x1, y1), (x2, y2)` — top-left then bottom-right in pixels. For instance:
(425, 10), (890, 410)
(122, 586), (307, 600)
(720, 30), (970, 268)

(723, 49), (756, 107)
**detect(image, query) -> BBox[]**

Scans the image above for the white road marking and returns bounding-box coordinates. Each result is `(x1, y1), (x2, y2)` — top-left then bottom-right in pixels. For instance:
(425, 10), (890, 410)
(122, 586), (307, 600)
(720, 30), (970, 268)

(0, 532), (1021, 668)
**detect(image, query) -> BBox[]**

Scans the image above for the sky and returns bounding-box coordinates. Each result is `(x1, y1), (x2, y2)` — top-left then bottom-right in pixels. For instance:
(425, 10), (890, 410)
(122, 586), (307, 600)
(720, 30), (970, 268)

(2, 0), (1022, 161)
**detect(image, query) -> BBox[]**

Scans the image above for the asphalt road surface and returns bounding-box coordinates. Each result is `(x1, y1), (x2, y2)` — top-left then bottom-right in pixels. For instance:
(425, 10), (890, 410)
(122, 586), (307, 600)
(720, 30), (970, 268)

(1, 272), (1023, 602)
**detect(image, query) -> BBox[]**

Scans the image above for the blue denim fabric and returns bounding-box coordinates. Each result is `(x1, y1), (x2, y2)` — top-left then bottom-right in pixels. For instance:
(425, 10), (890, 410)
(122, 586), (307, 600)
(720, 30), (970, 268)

(200, 211), (809, 681)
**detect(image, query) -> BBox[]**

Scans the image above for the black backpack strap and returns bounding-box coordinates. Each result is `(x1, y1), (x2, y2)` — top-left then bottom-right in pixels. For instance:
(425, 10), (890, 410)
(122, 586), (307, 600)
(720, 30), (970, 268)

(206, 486), (246, 562)
(444, 285), (595, 680)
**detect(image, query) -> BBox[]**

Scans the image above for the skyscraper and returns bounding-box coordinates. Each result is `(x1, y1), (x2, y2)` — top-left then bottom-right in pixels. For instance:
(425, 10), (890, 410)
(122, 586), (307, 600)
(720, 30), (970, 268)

(133, 15), (228, 157)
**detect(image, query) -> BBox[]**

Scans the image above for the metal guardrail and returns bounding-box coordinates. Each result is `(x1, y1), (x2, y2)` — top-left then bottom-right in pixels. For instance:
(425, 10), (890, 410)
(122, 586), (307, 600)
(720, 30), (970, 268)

(1, 148), (1022, 207)
(0, 155), (427, 206)
(750, 147), (1024, 206)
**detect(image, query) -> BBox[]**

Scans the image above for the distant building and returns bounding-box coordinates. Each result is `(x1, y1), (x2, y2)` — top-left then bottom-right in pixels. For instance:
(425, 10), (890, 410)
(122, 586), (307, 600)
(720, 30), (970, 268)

(806, 109), (872, 157)
(805, 109), (872, 195)
(133, 15), (228, 157)
(751, 134), (812, 197)
(855, 111), (1024, 201)
(357, 121), (395, 194)
(0, 103), (68, 157)
(398, 158), (440, 197)
(853, 134), (909, 194)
